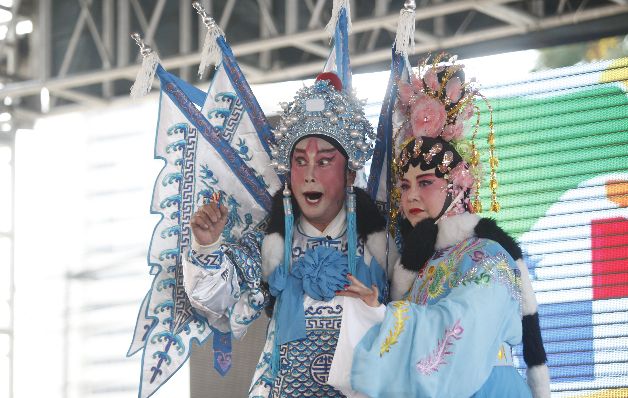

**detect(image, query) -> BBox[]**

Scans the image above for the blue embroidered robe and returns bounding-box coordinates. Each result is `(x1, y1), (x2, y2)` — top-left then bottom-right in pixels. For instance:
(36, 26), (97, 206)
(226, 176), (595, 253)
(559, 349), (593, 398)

(349, 237), (532, 398)
(183, 208), (388, 398)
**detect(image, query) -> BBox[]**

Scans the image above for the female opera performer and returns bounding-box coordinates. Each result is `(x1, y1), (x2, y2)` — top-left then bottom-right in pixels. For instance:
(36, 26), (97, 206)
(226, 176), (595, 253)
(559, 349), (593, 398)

(330, 56), (547, 398)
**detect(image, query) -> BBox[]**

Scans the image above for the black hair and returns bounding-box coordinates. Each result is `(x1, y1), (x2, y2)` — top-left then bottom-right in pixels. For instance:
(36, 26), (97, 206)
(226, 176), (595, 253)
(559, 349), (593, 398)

(265, 186), (385, 240)
(400, 136), (463, 179)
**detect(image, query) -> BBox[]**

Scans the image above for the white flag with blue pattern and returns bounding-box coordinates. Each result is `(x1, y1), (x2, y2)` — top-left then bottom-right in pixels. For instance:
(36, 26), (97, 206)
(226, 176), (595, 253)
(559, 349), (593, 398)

(127, 31), (280, 397)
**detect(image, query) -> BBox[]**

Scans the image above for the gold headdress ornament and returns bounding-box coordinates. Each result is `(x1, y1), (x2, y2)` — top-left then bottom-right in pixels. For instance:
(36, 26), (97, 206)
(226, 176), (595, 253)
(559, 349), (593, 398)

(390, 53), (499, 231)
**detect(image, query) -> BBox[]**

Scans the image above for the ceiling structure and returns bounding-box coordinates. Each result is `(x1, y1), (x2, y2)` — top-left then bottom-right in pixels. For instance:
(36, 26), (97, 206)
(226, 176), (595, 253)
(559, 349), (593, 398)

(0, 0), (627, 122)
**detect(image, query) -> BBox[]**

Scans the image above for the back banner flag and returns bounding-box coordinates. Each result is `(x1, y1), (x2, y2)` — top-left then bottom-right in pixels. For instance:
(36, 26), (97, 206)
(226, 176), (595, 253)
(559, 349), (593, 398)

(127, 28), (280, 397)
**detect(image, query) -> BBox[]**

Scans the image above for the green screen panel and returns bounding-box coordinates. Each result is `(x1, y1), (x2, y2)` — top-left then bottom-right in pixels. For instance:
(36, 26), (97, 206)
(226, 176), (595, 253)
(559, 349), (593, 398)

(476, 58), (628, 397)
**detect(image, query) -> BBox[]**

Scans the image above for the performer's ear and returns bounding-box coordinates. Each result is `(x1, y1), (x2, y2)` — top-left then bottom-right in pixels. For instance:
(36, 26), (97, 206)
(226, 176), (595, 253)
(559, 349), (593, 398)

(346, 170), (356, 187)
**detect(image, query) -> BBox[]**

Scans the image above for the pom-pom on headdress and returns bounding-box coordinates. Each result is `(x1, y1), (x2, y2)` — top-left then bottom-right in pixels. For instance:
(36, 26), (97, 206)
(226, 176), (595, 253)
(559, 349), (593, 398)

(269, 72), (375, 174)
(391, 53), (500, 223)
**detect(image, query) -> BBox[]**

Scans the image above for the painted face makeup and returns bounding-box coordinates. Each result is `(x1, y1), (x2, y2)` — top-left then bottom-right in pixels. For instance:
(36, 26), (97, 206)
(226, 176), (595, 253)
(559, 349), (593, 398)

(399, 165), (448, 227)
(290, 137), (351, 232)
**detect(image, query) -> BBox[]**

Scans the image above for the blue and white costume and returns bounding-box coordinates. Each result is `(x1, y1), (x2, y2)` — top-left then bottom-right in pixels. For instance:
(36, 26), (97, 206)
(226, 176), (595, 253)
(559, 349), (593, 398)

(184, 205), (392, 397)
(330, 213), (533, 398)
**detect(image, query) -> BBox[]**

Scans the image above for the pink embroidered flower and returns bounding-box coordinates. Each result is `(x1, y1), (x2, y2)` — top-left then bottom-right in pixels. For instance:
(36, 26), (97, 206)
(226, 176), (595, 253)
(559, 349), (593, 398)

(423, 68), (440, 92)
(445, 77), (463, 103)
(450, 162), (474, 190)
(410, 94), (447, 138)
(441, 118), (464, 141)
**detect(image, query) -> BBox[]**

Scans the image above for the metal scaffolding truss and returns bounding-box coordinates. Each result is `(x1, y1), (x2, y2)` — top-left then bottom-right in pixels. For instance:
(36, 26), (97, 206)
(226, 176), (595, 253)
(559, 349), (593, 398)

(0, 0), (628, 119)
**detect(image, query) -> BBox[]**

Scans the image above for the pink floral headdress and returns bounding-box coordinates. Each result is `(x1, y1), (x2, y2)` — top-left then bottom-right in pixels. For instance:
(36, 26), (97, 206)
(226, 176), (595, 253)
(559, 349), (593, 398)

(391, 53), (500, 218)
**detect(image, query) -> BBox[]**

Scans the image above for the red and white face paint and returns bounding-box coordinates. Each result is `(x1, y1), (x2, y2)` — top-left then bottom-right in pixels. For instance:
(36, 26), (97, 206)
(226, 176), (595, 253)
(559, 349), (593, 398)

(290, 137), (354, 232)
(399, 165), (448, 227)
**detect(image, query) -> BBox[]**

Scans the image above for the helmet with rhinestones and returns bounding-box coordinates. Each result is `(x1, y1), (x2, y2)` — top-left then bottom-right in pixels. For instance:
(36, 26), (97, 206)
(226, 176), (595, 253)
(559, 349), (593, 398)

(269, 72), (375, 174)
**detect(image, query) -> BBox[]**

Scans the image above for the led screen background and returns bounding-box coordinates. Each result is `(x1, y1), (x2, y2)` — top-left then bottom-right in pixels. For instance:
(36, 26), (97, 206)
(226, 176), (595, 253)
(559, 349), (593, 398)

(475, 58), (628, 397)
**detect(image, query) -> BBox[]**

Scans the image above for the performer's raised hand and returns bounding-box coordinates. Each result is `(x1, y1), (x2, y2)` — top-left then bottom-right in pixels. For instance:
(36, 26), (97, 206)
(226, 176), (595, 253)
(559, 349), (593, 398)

(336, 274), (380, 307)
(190, 201), (228, 246)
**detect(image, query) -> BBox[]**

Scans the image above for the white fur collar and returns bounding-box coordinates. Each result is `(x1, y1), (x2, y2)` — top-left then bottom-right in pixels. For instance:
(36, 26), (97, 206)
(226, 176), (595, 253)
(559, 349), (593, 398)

(435, 212), (480, 250)
(390, 258), (416, 300)
(261, 232), (284, 280)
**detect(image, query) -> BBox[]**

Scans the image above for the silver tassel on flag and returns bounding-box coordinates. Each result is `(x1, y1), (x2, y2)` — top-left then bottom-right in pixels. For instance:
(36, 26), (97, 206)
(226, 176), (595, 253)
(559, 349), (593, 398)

(193, 1), (225, 79)
(325, 0), (352, 38)
(130, 33), (160, 99)
(395, 0), (416, 56)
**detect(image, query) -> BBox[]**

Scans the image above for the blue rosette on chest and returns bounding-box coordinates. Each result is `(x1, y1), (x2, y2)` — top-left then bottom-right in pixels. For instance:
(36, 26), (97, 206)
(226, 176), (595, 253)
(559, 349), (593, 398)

(294, 246), (348, 300)
(268, 246), (349, 345)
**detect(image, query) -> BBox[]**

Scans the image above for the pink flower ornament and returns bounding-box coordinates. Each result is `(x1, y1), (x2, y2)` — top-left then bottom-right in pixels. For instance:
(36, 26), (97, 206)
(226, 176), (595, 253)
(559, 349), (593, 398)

(441, 118), (464, 141)
(445, 77), (463, 103)
(461, 102), (475, 120)
(410, 95), (447, 138)
(411, 74), (425, 91)
(423, 68), (440, 92)
(449, 162), (474, 190)
(398, 82), (414, 107)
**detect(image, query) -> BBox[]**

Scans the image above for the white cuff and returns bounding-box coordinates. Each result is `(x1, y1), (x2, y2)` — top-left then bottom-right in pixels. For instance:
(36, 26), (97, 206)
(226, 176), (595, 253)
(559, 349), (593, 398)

(192, 235), (222, 254)
(328, 297), (385, 397)
(183, 252), (239, 325)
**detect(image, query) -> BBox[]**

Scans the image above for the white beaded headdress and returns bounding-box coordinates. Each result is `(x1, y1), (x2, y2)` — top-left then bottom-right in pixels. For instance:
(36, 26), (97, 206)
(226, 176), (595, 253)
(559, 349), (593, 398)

(269, 73), (375, 173)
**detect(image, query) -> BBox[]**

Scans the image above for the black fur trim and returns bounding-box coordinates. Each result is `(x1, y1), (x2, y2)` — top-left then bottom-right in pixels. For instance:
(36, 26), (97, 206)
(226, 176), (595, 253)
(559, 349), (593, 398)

(355, 187), (386, 239)
(265, 186), (385, 240)
(474, 218), (523, 260)
(265, 188), (300, 236)
(522, 312), (548, 366)
(400, 217), (438, 272)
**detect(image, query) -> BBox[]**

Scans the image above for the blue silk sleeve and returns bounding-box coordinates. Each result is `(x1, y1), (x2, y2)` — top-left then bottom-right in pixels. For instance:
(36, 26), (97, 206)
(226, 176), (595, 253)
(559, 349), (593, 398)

(352, 244), (522, 397)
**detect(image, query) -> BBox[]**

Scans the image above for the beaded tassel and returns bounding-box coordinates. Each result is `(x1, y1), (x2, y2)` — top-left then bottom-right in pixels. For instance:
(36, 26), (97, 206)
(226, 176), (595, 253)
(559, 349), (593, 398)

(283, 183), (294, 272)
(394, 1), (416, 56)
(487, 111), (500, 212)
(271, 182), (293, 378)
(470, 105), (483, 213)
(346, 186), (357, 275)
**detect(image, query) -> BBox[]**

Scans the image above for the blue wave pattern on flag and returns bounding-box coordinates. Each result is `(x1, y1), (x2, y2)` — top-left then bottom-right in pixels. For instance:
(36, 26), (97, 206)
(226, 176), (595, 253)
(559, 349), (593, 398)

(215, 36), (276, 157)
(128, 52), (280, 395)
(127, 70), (212, 398)
(198, 38), (281, 242)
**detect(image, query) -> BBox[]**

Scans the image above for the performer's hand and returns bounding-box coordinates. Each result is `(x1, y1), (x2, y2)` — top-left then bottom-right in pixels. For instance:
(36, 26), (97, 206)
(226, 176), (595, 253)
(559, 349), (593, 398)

(336, 274), (380, 307)
(190, 202), (228, 246)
